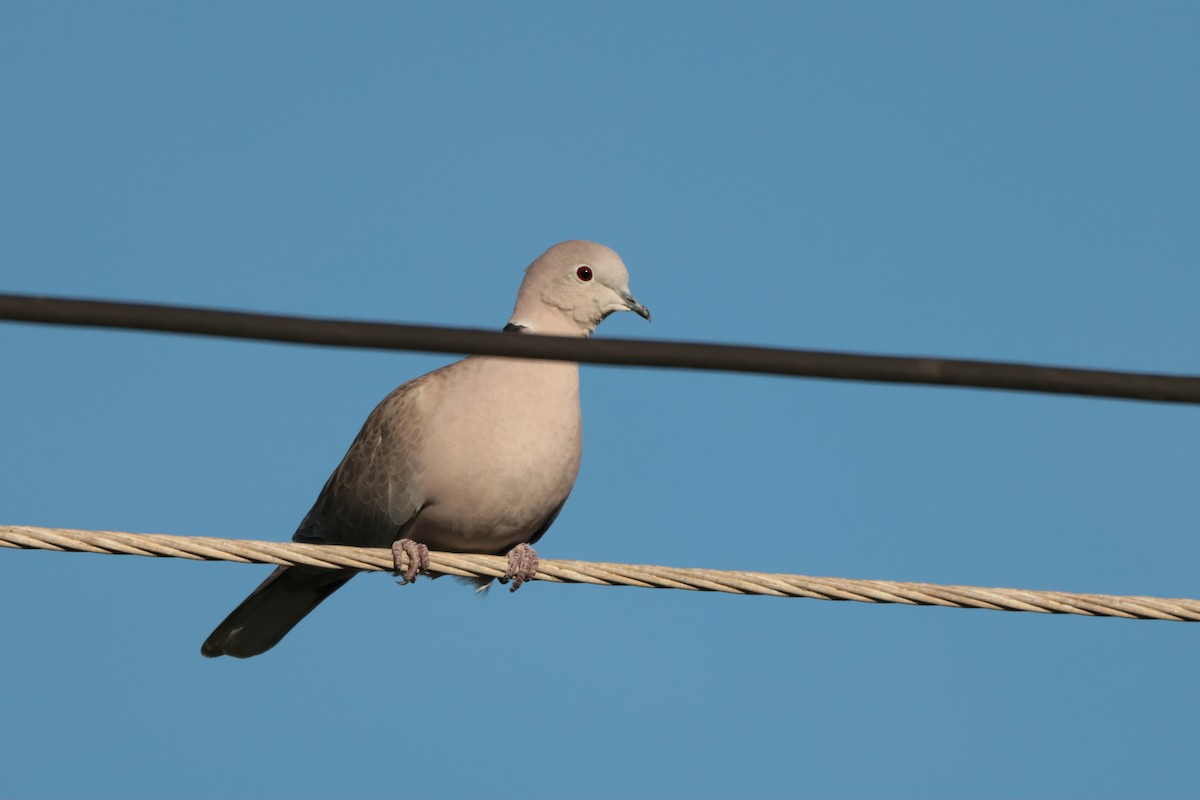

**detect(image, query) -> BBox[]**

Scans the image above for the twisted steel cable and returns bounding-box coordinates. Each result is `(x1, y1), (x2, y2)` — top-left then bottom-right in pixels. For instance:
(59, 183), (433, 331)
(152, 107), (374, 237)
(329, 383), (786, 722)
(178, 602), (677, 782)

(4, 525), (1197, 622)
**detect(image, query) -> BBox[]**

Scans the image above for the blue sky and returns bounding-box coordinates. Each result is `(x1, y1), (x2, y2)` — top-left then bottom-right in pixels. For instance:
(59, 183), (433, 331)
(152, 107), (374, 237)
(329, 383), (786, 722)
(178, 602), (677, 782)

(2, 3), (1198, 798)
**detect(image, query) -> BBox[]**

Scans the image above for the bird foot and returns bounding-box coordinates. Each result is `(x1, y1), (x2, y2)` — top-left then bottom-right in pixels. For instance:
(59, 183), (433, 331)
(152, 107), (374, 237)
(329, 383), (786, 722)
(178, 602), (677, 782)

(499, 543), (539, 592)
(392, 538), (429, 584)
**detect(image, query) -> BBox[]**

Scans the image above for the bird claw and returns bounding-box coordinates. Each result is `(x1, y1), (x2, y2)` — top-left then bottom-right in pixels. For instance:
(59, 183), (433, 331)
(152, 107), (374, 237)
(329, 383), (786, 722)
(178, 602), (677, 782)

(499, 543), (539, 592)
(392, 538), (429, 584)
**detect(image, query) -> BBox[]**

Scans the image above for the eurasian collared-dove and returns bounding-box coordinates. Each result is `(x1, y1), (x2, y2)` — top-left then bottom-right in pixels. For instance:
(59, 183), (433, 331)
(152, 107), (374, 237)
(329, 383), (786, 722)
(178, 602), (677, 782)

(202, 241), (649, 658)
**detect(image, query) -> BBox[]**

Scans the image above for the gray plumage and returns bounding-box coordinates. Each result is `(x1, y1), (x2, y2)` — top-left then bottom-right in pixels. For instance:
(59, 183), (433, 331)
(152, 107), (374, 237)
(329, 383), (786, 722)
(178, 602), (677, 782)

(202, 240), (649, 658)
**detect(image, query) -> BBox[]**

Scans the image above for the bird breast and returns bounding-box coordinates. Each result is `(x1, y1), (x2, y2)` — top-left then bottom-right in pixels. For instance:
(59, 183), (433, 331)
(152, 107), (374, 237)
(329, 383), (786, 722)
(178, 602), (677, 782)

(408, 356), (583, 552)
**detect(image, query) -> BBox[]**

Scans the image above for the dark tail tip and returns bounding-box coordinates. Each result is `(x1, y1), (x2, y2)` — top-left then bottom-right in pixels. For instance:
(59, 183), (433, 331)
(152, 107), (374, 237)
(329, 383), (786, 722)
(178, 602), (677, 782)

(200, 566), (358, 659)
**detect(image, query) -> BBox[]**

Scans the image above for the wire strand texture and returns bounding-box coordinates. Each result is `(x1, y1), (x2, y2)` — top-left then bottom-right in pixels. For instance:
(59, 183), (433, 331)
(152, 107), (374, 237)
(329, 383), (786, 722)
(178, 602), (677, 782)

(4, 525), (1197, 622)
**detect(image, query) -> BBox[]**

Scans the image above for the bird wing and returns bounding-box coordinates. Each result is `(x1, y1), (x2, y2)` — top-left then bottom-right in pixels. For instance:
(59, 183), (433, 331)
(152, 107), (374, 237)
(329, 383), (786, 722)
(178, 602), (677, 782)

(293, 370), (443, 548)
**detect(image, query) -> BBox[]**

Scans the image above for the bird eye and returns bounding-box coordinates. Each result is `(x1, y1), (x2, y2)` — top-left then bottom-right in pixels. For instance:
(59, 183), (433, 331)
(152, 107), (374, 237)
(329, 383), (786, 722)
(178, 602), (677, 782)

(576, 265), (593, 282)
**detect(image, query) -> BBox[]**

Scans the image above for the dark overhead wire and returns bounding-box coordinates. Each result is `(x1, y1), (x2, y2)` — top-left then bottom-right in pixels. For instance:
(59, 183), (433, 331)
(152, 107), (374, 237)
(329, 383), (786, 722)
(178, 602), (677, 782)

(1, 292), (1197, 405)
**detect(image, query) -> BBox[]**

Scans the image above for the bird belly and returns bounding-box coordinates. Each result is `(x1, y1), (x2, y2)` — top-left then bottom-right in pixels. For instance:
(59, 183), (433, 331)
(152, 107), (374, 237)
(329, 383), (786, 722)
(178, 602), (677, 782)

(406, 436), (579, 553)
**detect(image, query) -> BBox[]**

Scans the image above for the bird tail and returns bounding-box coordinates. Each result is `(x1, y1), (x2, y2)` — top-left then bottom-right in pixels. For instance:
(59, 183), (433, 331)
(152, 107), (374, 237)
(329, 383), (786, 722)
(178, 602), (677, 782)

(201, 566), (358, 658)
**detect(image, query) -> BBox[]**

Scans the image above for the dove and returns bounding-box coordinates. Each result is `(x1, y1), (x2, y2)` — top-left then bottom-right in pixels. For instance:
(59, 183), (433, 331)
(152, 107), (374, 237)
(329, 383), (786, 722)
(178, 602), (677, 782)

(201, 240), (650, 658)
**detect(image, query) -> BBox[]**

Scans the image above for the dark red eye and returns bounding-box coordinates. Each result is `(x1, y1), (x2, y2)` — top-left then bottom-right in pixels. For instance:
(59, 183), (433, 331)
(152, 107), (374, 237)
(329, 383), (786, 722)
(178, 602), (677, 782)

(576, 265), (593, 281)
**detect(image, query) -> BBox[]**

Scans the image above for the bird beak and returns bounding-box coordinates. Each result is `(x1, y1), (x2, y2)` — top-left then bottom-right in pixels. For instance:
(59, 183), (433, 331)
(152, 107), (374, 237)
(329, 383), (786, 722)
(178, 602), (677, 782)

(621, 292), (651, 321)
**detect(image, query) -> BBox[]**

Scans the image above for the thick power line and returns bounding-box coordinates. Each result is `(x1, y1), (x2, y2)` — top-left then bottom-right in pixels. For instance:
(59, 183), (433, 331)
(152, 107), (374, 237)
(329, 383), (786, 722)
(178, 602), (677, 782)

(2, 292), (1198, 404)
